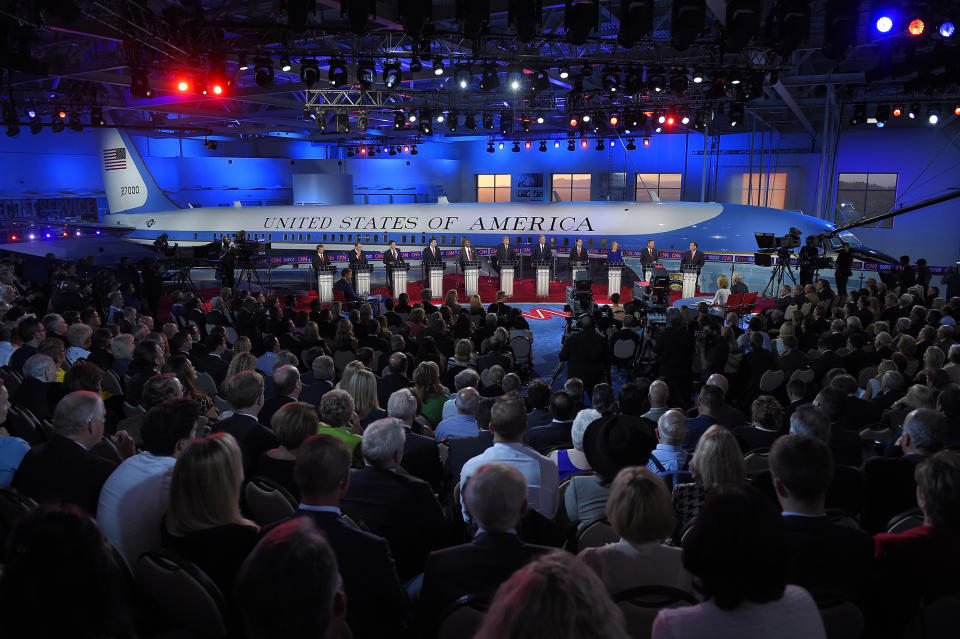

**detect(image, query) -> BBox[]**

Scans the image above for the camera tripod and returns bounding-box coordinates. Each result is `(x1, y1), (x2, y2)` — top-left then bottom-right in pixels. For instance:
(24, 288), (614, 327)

(762, 250), (797, 297)
(236, 260), (268, 294)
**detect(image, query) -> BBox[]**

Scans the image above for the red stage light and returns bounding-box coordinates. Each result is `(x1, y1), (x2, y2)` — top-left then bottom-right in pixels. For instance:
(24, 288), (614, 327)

(9, 235), (16, 241)
(892, 107), (902, 117)
(524, 140), (532, 149)
(58, 110), (67, 119)
(359, 146), (367, 155)
(177, 80), (189, 92)
(642, 138), (651, 147)
(403, 145), (410, 153)
(666, 115), (676, 126)
(609, 115), (619, 126)
(580, 139), (588, 148)
(569, 116), (579, 127)
(908, 19), (925, 36)
(212, 84), (223, 96)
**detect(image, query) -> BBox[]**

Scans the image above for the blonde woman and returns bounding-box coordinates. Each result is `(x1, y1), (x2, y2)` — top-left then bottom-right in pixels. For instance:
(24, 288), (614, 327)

(673, 425), (746, 528)
(162, 432), (258, 597)
(337, 360), (363, 390)
(866, 359), (899, 399)
(258, 402), (321, 499)
(223, 352), (258, 395)
(233, 335), (252, 354)
(345, 369), (386, 428)
(710, 275), (731, 308)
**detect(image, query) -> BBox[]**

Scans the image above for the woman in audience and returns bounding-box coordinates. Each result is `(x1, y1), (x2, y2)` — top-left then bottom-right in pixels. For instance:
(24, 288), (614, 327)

(406, 307), (426, 338)
(579, 466), (694, 596)
(345, 369), (386, 429)
(652, 484), (826, 639)
(337, 359), (363, 390)
(416, 335), (447, 374)
(469, 294), (486, 323)
(110, 333), (135, 376)
(673, 425), (746, 529)
(395, 292), (412, 314)
(446, 338), (476, 386)
(223, 352), (257, 394)
(164, 354), (218, 419)
(710, 275), (731, 308)
(475, 551), (630, 639)
(917, 345), (946, 383)
(549, 408), (600, 480)
(452, 312), (475, 342)
(413, 360), (448, 427)
(317, 389), (363, 465)
(332, 319), (358, 353)
(162, 432), (258, 598)
(443, 289), (460, 314)
(257, 402), (319, 499)
(301, 321), (322, 350)
(234, 335), (252, 354)
(0, 506), (134, 639)
(866, 359), (899, 399)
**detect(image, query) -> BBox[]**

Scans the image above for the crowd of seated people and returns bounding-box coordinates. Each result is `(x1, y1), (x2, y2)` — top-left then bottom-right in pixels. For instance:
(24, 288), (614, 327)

(0, 254), (959, 639)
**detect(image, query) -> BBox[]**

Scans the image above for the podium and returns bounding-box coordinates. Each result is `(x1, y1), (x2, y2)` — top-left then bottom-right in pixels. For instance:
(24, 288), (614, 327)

(425, 262), (444, 299)
(498, 260), (518, 297)
(462, 261), (480, 298)
(316, 265), (336, 303)
(681, 265), (701, 299)
(533, 260), (551, 298)
(605, 262), (625, 298)
(641, 264), (656, 285)
(571, 260), (590, 286)
(388, 262), (410, 297)
(354, 263), (373, 296)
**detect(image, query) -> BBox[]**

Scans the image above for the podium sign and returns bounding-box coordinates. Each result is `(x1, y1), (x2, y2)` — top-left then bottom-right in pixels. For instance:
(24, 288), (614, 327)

(606, 263), (624, 299)
(389, 263), (410, 297)
(317, 266), (336, 303)
(428, 265), (444, 299)
(463, 261), (480, 298)
(354, 264), (373, 296)
(499, 260), (517, 297)
(534, 261), (550, 298)
(681, 266), (700, 299)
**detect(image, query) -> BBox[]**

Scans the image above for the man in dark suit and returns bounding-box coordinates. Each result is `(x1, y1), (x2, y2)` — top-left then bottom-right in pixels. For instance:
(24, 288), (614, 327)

(741, 332), (779, 396)
(378, 353), (411, 407)
(871, 370), (905, 411)
(798, 235), (819, 286)
(15, 354), (63, 421)
(422, 237), (442, 267)
(341, 418), (449, 582)
(655, 309), (696, 408)
(458, 238), (478, 271)
(835, 242), (853, 298)
(195, 333), (230, 387)
(385, 387), (443, 492)
(420, 462), (551, 631)
(333, 268), (364, 304)
(639, 239), (659, 268)
(259, 365), (301, 427)
(9, 316), (44, 375)
(301, 355), (335, 409)
(558, 315), (610, 394)
(830, 373), (882, 430)
(811, 337), (845, 386)
(311, 244), (332, 291)
(770, 434), (874, 605)
(491, 235), (517, 272)
(569, 237), (589, 264)
(810, 390), (863, 468)
(382, 239), (403, 270)
(777, 336), (811, 376)
(13, 391), (132, 515)
(347, 242), (367, 270)
(525, 379), (552, 429)
(531, 234), (552, 264)
(524, 390), (576, 453)
(211, 371), (278, 475)
(288, 434), (407, 639)
(680, 241), (705, 268)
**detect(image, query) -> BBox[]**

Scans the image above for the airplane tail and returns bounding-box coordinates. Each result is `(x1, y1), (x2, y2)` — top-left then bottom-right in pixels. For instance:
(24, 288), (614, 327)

(100, 128), (180, 214)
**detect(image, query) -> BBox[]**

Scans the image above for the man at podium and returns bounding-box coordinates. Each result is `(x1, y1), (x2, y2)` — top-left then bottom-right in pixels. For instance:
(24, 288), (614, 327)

(422, 237), (443, 266)
(570, 237), (589, 264)
(311, 244), (332, 291)
(640, 239), (659, 267)
(458, 238), (477, 271)
(491, 235), (516, 272)
(531, 234), (552, 263)
(384, 240), (404, 271)
(681, 241), (706, 290)
(348, 242), (368, 269)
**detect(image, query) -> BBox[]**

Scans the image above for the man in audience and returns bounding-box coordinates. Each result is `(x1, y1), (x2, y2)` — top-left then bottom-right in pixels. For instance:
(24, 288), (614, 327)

(811, 388), (864, 466)
(685, 385), (726, 449)
(525, 379), (552, 428)
(769, 434), (873, 605)
(871, 370), (906, 410)
(301, 355), (335, 408)
(735, 395), (785, 452)
(420, 462), (550, 626)
(642, 380), (670, 422)
(235, 517), (347, 639)
(386, 388), (442, 491)
(777, 336), (810, 376)
(15, 353), (61, 420)
(13, 391), (132, 514)
(694, 373), (747, 428)
(260, 364), (301, 426)
(784, 377), (808, 421)
(195, 333), (230, 386)
(564, 377), (586, 411)
(524, 390), (575, 453)
(435, 387), (480, 441)
(9, 316), (45, 373)
(291, 434), (407, 638)
(648, 409), (689, 476)
(118, 373), (183, 448)
(341, 418), (448, 581)
(442, 368), (479, 420)
(65, 323), (93, 364)
(788, 404), (864, 515)
(559, 315), (609, 394)
(378, 352), (411, 408)
(460, 393), (559, 520)
(212, 370), (278, 475)
(830, 373), (882, 429)
(97, 398), (198, 568)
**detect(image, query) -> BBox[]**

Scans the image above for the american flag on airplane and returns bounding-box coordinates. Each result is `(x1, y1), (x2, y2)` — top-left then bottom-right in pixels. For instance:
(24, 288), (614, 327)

(103, 147), (127, 171)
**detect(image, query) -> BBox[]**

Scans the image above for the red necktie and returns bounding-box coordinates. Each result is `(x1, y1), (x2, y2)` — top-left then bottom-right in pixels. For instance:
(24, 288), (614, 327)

(467, 248), (471, 260)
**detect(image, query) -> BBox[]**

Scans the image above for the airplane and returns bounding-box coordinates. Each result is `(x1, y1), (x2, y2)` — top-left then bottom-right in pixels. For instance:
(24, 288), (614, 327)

(99, 128), (898, 270)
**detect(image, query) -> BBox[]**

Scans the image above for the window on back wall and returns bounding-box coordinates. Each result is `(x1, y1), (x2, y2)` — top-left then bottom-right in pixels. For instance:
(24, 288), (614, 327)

(476, 174), (511, 202)
(741, 172), (787, 209)
(836, 172), (898, 228)
(551, 173), (591, 201)
(635, 173), (683, 202)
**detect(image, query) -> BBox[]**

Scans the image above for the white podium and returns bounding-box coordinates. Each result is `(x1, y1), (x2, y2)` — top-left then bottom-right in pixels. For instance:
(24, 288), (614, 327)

(389, 263), (410, 297)
(428, 265), (444, 299)
(606, 263), (624, 298)
(463, 261), (480, 298)
(681, 266), (700, 299)
(499, 261), (517, 297)
(534, 262), (551, 298)
(316, 267), (335, 303)
(642, 268), (653, 284)
(354, 264), (373, 296)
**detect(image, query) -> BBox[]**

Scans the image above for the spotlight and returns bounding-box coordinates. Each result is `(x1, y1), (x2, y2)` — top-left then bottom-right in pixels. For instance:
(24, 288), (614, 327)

(409, 56), (422, 72)
(908, 104), (918, 119)
(724, 0), (762, 52)
(359, 146), (367, 156)
(649, 69), (666, 92)
(928, 109), (939, 125)
(419, 111), (432, 133)
(280, 55), (292, 72)
(672, 0), (707, 50)
(483, 113), (494, 129)
(51, 116), (64, 133)
(565, 0), (599, 44)
(692, 68), (704, 83)
(618, 0), (654, 46)
(454, 63), (472, 89)
(487, 142), (495, 153)
(532, 69), (550, 91)
(382, 60), (403, 89)
(512, 141), (520, 153)
(581, 139), (588, 149)
(850, 103), (866, 125)
(29, 120), (42, 135)
(626, 138), (636, 150)
(908, 18), (924, 36)
(465, 113), (478, 130)
(607, 113), (620, 126)
(480, 61), (500, 90)
(403, 145), (410, 153)
(300, 59), (321, 87)
(408, 111), (418, 123)
(681, 113), (691, 125)
(875, 105), (889, 124)
(595, 139), (604, 151)
(941, 22), (956, 38)
(433, 57), (445, 76)
(729, 102), (744, 127)
(499, 112), (511, 134)
(625, 67), (643, 93)
(657, 113), (666, 124)
(875, 15), (893, 33)
(524, 140), (532, 150)
(410, 145), (418, 155)
(130, 68), (152, 98)
(436, 112), (445, 123)
(57, 108), (67, 120)
(601, 66), (620, 92)
(521, 114), (531, 132)
(665, 114), (676, 126)
(554, 140), (560, 148)
(177, 78), (190, 92)
(507, 64), (523, 91)
(448, 112), (458, 131)
(90, 107), (105, 127)
(892, 105), (903, 117)
(954, 105), (960, 116)
(5, 123), (18, 138)
(567, 139), (575, 151)
(671, 72), (689, 95)
(238, 55), (249, 71)
(876, 121), (885, 129)
(582, 63), (593, 77)
(357, 113), (368, 131)
(499, 142), (504, 149)
(210, 81), (226, 96)
(254, 58), (274, 87)
(559, 64), (570, 79)
(357, 59), (375, 90)
(569, 115), (579, 127)
(642, 137), (650, 146)
(582, 114), (591, 123)
(536, 112), (545, 124)
(329, 58), (348, 86)
(389, 146), (397, 156)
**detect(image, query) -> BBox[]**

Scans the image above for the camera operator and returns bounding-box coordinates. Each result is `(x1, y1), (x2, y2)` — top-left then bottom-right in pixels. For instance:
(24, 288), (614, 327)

(559, 314), (610, 394)
(220, 234), (239, 289)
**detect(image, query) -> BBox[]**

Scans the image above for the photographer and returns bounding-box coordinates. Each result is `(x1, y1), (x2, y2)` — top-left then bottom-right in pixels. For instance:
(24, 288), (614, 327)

(559, 314), (610, 394)
(220, 234), (238, 288)
(696, 322), (728, 379)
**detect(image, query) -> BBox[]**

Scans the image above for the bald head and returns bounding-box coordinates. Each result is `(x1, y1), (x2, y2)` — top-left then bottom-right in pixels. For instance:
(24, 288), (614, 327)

(455, 387), (480, 416)
(657, 409), (688, 445)
(705, 373), (729, 396)
(649, 380), (669, 407)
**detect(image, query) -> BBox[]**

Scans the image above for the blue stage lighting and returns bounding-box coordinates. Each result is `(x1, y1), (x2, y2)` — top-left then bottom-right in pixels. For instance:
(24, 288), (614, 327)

(941, 22), (956, 38)
(875, 15), (893, 33)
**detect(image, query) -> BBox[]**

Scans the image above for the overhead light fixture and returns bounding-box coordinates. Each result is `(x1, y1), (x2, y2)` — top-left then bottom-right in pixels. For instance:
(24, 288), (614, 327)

(875, 15), (893, 33)
(642, 137), (650, 146)
(410, 56), (422, 72)
(908, 18), (925, 36)
(875, 104), (890, 125)
(410, 145), (418, 155)
(609, 113), (619, 126)
(581, 138), (589, 149)
(928, 109), (939, 125)
(433, 57), (445, 76)
(941, 21), (956, 38)
(559, 64), (570, 79)
(536, 112), (545, 124)
(850, 103), (866, 125)
(383, 61), (402, 88)
(595, 139), (605, 151)
(300, 59), (321, 88)
(892, 104), (903, 117)
(480, 61), (500, 90)
(567, 139), (575, 151)
(692, 68), (704, 83)
(394, 112), (405, 129)
(408, 111), (418, 123)
(822, 0), (859, 59)
(454, 63), (472, 89)
(908, 104), (918, 119)
(487, 142), (495, 153)
(680, 113), (691, 125)
(328, 58), (348, 86)
(533, 68), (550, 91)
(130, 68), (152, 98)
(649, 68), (666, 92)
(565, 0), (599, 44)
(482, 113), (494, 129)
(601, 66), (620, 92)
(51, 115), (64, 133)
(539, 140), (547, 152)
(724, 0), (762, 52)
(506, 63), (523, 91)
(569, 115), (579, 127)
(357, 59), (375, 90)
(582, 114), (591, 123)
(729, 102), (744, 127)
(280, 55), (292, 72)
(448, 112), (458, 131)
(68, 111), (83, 131)
(254, 58), (274, 87)
(357, 112), (368, 131)
(618, 0), (654, 47)
(419, 111), (432, 133)
(499, 112), (511, 134)
(521, 114), (532, 132)
(626, 138), (636, 150)
(524, 140), (532, 150)
(90, 107), (105, 127)
(465, 113), (477, 130)
(436, 112), (445, 123)
(512, 141), (521, 152)
(671, 0), (706, 50)
(671, 71), (689, 95)
(582, 63), (593, 77)
(238, 55), (249, 71)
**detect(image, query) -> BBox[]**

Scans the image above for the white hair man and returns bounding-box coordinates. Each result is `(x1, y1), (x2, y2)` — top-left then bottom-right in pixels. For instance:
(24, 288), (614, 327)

(65, 322), (93, 364)
(648, 409), (690, 477)
(442, 368), (480, 420)
(435, 387), (480, 441)
(386, 388), (443, 491)
(340, 417), (448, 582)
(642, 380), (670, 422)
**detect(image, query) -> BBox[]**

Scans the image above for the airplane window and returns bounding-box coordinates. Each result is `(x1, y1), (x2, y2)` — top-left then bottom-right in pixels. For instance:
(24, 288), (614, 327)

(421, 235), (426, 244)
(588, 238), (594, 247)
(373, 234), (379, 243)
(527, 237), (533, 244)
(195, 233), (198, 240)
(348, 234), (353, 242)
(322, 234), (326, 242)
(516, 236), (522, 245)
(307, 234), (311, 241)
(268, 234), (272, 241)
(299, 234), (303, 241)
(402, 235), (407, 243)
(441, 235), (447, 244)
(339, 234), (344, 242)
(563, 238), (569, 247)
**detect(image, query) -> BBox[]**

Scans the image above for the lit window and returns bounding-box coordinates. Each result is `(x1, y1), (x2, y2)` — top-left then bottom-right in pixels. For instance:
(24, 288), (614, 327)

(636, 173), (683, 201)
(551, 173), (591, 201)
(741, 172), (787, 209)
(477, 174), (511, 202)
(836, 172), (898, 228)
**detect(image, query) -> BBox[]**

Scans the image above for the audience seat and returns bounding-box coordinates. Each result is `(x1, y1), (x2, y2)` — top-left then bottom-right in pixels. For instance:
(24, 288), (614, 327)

(885, 507), (924, 534)
(816, 596), (865, 639)
(333, 350), (356, 375)
(123, 401), (145, 418)
(903, 592), (960, 639)
(243, 477), (297, 527)
(0, 487), (37, 562)
(436, 593), (491, 639)
(577, 517), (619, 552)
(0, 366), (22, 396)
(135, 550), (228, 639)
(612, 585), (697, 639)
(743, 449), (771, 475)
(508, 335), (533, 373)
(196, 371), (218, 397)
(101, 369), (124, 397)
